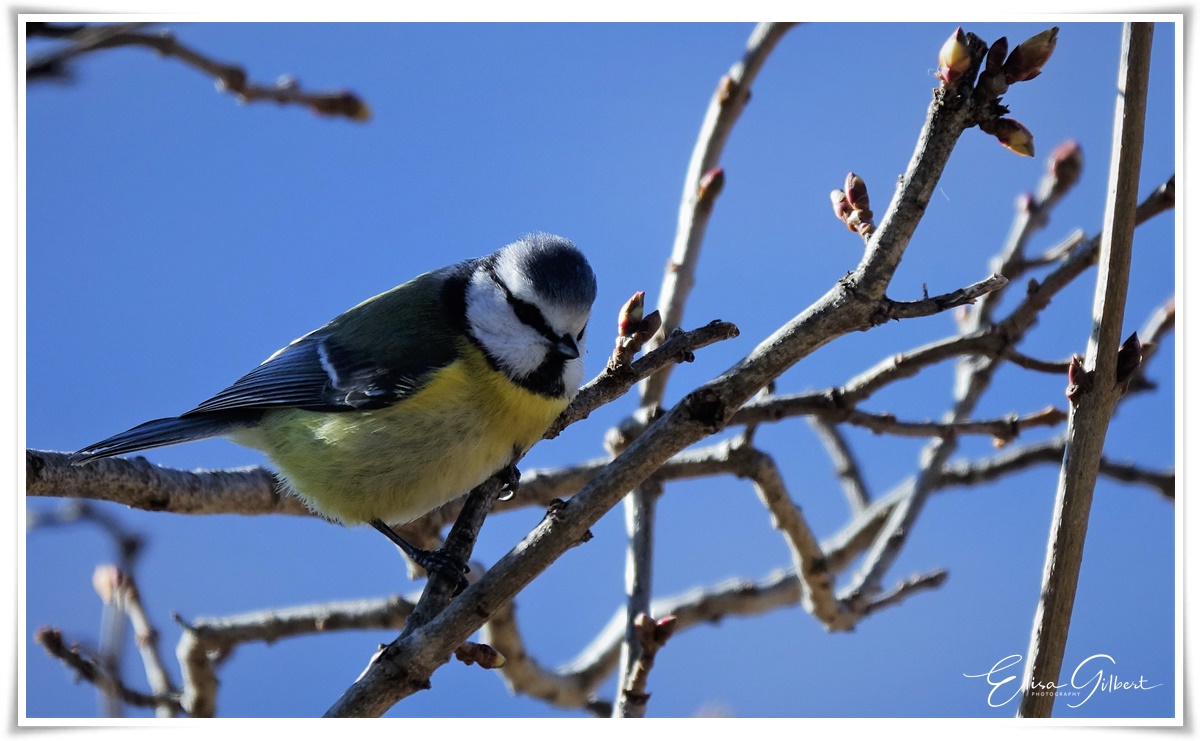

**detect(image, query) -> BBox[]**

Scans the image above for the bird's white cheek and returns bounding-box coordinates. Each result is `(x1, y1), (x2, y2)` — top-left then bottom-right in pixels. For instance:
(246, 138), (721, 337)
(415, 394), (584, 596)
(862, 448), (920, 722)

(562, 355), (585, 396)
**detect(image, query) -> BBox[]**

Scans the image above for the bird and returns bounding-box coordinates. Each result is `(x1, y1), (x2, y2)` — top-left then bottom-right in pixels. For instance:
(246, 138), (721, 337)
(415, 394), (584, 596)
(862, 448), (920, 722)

(72, 233), (597, 586)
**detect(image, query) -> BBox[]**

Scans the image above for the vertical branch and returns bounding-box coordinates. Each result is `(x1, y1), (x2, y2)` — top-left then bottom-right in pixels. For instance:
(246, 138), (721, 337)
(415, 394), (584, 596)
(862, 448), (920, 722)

(613, 23), (795, 716)
(807, 417), (871, 514)
(640, 21), (795, 403)
(1017, 22), (1153, 718)
(613, 477), (662, 718)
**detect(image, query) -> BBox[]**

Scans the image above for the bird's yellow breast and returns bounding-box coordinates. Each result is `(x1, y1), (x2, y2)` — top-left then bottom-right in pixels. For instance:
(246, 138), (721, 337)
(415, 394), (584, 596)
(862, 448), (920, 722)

(231, 342), (570, 525)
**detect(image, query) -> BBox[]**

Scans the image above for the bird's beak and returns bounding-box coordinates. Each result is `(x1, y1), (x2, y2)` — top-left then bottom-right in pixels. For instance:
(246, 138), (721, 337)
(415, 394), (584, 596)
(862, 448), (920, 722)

(554, 335), (580, 360)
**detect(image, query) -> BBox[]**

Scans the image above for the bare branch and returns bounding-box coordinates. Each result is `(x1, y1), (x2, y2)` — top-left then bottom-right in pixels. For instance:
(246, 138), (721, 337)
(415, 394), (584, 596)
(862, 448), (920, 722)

(26, 450), (300, 516)
(1019, 23), (1154, 717)
(740, 446), (851, 631)
(859, 569), (950, 617)
(967, 140), (1085, 331)
(839, 167), (1174, 615)
(939, 437), (1174, 501)
(880, 273), (1008, 322)
(807, 417), (871, 513)
(640, 21), (795, 405)
(175, 594), (416, 717)
(843, 405), (1067, 442)
(27, 24), (370, 121)
(616, 22), (794, 709)
(36, 628), (185, 715)
(612, 475), (661, 718)
(481, 600), (602, 711)
(1001, 348), (1072, 374)
(548, 320), (739, 438)
(615, 614), (677, 717)
(93, 568), (178, 717)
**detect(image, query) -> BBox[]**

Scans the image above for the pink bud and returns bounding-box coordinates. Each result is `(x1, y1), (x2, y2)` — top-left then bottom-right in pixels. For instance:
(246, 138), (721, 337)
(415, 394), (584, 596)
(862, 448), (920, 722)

(844, 173), (869, 210)
(1049, 139), (1083, 187)
(937, 27), (972, 85)
(994, 118), (1035, 157)
(1004, 27), (1059, 84)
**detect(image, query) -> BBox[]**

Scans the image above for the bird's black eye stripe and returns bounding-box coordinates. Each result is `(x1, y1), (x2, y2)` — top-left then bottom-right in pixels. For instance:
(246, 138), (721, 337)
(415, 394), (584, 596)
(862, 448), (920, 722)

(487, 265), (557, 342)
(576, 326), (586, 341)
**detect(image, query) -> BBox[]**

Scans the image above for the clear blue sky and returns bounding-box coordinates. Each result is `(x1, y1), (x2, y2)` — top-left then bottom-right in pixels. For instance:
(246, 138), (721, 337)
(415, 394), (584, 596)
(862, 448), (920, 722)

(23, 21), (1178, 720)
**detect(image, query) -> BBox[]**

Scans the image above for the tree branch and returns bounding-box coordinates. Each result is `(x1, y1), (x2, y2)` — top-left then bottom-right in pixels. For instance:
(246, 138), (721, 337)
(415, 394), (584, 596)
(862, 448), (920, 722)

(1019, 23), (1154, 717)
(807, 417), (871, 514)
(176, 594), (417, 717)
(27, 24), (370, 121)
(938, 437), (1174, 501)
(35, 628), (185, 715)
(639, 21), (794, 404)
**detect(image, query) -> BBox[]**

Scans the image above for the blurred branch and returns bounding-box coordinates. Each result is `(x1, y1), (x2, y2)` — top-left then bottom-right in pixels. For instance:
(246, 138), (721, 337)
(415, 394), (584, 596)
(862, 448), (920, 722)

(939, 437), (1174, 501)
(28, 501), (173, 716)
(26, 23), (370, 121)
(176, 594), (417, 717)
(807, 417), (871, 514)
(482, 599), (612, 715)
(615, 614), (677, 717)
(35, 628), (185, 715)
(859, 569), (949, 617)
(27, 500), (144, 559)
(1000, 348), (1072, 374)
(964, 140), (1085, 332)
(618, 22), (794, 710)
(640, 21), (795, 403)
(90, 566), (179, 717)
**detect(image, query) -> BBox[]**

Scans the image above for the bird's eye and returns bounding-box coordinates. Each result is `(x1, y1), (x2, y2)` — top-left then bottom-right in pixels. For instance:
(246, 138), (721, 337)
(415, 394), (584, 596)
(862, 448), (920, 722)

(510, 299), (544, 329)
(576, 325), (587, 341)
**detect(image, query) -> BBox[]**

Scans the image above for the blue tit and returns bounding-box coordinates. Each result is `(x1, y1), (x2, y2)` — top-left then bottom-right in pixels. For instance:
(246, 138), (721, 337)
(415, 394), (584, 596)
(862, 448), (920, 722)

(72, 233), (597, 583)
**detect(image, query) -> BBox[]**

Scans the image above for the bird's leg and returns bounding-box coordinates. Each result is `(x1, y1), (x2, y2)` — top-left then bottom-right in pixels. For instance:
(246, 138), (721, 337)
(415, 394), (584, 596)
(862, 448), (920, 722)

(369, 519), (469, 595)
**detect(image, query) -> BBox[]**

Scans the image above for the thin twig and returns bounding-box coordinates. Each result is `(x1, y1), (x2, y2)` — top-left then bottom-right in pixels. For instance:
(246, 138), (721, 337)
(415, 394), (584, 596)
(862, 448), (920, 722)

(549, 320), (739, 437)
(807, 417), (871, 514)
(107, 570), (178, 717)
(176, 594), (417, 717)
(617, 22), (794, 713)
(35, 628), (185, 714)
(1001, 348), (1072, 374)
(859, 569), (949, 617)
(938, 437), (1174, 501)
(880, 274), (1008, 321)
(639, 21), (795, 403)
(616, 614), (677, 717)
(967, 140), (1085, 331)
(27, 24), (370, 121)
(838, 175), (1174, 615)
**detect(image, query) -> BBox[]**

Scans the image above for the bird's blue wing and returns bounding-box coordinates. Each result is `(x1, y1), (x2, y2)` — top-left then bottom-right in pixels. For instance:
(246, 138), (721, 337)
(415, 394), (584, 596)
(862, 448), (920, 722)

(182, 269), (466, 416)
(182, 331), (439, 416)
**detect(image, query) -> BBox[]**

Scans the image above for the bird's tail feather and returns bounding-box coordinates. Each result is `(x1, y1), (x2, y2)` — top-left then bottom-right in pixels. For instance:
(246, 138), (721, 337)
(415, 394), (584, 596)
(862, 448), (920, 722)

(70, 415), (243, 464)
